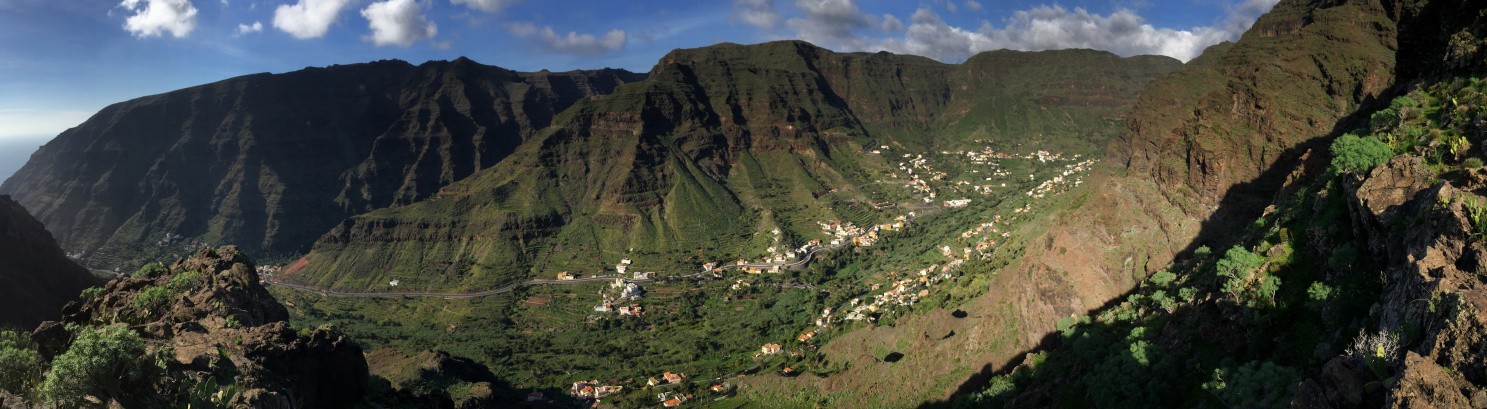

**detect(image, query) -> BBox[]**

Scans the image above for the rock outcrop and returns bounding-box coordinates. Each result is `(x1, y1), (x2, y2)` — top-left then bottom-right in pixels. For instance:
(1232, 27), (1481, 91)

(32, 246), (369, 407)
(0, 195), (98, 329)
(1297, 159), (1487, 407)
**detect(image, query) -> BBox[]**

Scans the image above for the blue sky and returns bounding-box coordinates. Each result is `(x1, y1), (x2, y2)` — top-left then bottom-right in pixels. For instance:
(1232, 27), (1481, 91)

(0, 0), (1279, 143)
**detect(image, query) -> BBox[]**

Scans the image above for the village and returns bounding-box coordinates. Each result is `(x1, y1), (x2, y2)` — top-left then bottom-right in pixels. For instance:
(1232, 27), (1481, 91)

(553, 143), (1099, 407)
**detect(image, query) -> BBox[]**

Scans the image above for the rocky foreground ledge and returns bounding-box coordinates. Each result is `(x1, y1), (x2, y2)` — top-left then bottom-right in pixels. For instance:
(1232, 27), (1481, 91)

(19, 246), (368, 408)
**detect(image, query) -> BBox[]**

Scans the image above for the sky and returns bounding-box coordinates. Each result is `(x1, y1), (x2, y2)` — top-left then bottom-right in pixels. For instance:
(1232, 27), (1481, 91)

(0, 0), (1280, 148)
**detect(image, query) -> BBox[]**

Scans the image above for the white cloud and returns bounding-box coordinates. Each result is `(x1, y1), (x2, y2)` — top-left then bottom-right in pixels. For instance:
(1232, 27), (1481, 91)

(508, 23), (626, 55)
(747, 0), (1275, 63)
(785, 0), (874, 49)
(880, 13), (902, 32)
(875, 4), (1273, 63)
(450, 0), (516, 13)
(118, 0), (198, 38)
(734, 0), (780, 29)
(273, 0), (352, 39)
(361, 0), (436, 47)
(236, 21), (264, 35)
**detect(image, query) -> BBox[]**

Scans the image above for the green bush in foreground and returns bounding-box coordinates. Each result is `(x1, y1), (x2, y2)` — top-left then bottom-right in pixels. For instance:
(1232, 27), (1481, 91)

(0, 330), (43, 397)
(40, 325), (153, 406)
(1329, 133), (1394, 176)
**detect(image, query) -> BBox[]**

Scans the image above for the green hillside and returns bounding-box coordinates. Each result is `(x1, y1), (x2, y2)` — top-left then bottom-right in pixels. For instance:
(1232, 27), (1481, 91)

(294, 41), (1179, 292)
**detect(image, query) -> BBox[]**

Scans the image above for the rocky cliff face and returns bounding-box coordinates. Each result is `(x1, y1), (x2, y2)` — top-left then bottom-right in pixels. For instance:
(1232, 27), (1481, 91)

(295, 42), (1180, 291)
(22, 246), (370, 407)
(939, 0), (1487, 404)
(1005, 0), (1487, 346)
(1112, 0), (1398, 209)
(1297, 157), (1487, 407)
(0, 195), (98, 329)
(0, 60), (644, 268)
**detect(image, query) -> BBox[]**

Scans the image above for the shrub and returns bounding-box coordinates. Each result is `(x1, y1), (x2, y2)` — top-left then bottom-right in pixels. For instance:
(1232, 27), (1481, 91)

(40, 325), (153, 406)
(0, 330), (43, 396)
(1149, 271), (1177, 288)
(1203, 360), (1300, 408)
(79, 287), (104, 302)
(133, 262), (167, 278)
(133, 286), (174, 319)
(1307, 282), (1333, 303)
(1345, 330), (1402, 378)
(166, 270), (203, 292)
(1465, 157), (1485, 168)
(1330, 133), (1394, 176)
(1217, 247), (1264, 292)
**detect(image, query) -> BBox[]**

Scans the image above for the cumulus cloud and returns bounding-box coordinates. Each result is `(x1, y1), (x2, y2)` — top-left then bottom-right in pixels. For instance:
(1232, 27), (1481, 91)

(236, 21), (263, 35)
(734, 0), (780, 29)
(118, 0), (198, 38)
(508, 23), (626, 55)
(361, 0), (437, 46)
(273, 0), (352, 39)
(876, 4), (1272, 62)
(450, 0), (517, 13)
(749, 0), (1276, 63)
(785, 0), (874, 49)
(880, 13), (902, 32)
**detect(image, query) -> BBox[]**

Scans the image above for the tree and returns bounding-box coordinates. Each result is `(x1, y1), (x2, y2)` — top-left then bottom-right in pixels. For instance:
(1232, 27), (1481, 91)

(40, 325), (155, 406)
(1329, 133), (1393, 176)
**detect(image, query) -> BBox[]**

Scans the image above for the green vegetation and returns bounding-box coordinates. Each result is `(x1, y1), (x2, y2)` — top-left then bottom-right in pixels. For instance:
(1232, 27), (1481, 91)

(166, 270), (203, 292)
(1201, 360), (1299, 408)
(1328, 133), (1393, 176)
(133, 261), (167, 278)
(133, 286), (174, 320)
(79, 286), (104, 302)
(0, 330), (42, 398)
(40, 325), (155, 406)
(956, 72), (1487, 408)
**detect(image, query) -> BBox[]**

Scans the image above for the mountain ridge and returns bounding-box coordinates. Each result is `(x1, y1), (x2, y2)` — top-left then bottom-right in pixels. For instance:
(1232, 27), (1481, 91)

(0, 194), (98, 329)
(1, 59), (647, 268)
(291, 41), (1182, 291)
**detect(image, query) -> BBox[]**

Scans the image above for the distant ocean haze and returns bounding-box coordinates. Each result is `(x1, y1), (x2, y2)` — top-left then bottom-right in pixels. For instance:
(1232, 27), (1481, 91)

(0, 135), (50, 184)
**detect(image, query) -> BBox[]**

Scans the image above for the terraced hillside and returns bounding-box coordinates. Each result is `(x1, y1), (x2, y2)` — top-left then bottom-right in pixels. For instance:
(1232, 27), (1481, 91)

(293, 42), (1181, 291)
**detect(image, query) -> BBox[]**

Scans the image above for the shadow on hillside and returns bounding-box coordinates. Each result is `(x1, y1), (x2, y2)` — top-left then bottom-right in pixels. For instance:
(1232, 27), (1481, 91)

(914, 87), (1395, 408)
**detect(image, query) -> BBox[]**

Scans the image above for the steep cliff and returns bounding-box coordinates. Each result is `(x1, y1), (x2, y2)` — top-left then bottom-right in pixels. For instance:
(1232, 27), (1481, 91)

(0, 60), (645, 268)
(0, 195), (98, 329)
(944, 0), (1487, 404)
(294, 42), (1181, 291)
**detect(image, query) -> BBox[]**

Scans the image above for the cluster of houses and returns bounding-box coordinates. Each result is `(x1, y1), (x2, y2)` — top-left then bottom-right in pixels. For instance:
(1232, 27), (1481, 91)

(818, 220), (865, 247)
(760, 228), (806, 265)
(1026, 158), (1096, 199)
(957, 217), (1012, 260)
(842, 263), (959, 322)
(569, 380), (623, 399)
(593, 278), (646, 317)
(895, 153), (947, 201)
